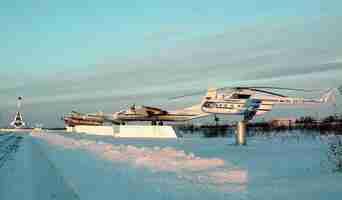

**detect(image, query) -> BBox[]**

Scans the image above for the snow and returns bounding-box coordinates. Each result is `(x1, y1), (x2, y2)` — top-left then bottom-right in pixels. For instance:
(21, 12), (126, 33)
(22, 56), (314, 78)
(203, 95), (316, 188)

(0, 134), (79, 200)
(1, 131), (342, 200)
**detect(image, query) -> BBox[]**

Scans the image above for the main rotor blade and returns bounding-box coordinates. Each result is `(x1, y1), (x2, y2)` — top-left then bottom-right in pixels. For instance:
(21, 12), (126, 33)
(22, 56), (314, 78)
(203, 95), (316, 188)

(216, 86), (317, 92)
(168, 90), (206, 100)
(169, 85), (323, 100)
(250, 88), (288, 97)
(235, 86), (318, 92)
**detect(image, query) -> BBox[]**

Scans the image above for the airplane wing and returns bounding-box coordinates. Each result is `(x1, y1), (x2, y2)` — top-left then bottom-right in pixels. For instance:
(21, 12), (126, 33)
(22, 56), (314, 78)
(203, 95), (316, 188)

(71, 110), (85, 116)
(141, 106), (169, 115)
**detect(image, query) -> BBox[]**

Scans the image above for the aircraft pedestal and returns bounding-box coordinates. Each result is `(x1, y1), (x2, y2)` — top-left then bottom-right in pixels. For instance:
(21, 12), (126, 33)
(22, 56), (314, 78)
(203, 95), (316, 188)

(235, 121), (247, 145)
(66, 125), (178, 138)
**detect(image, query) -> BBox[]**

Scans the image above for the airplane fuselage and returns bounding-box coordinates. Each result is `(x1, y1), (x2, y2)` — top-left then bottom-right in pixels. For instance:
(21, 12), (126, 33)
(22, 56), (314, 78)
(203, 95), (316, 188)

(114, 112), (199, 122)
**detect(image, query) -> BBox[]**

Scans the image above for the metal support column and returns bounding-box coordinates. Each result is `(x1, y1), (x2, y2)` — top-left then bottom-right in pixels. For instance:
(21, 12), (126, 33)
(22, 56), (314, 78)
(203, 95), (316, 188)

(236, 120), (247, 145)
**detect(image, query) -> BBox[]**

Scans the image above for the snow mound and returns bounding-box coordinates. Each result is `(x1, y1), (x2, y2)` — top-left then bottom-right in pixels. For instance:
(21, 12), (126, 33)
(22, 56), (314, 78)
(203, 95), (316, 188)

(34, 133), (248, 191)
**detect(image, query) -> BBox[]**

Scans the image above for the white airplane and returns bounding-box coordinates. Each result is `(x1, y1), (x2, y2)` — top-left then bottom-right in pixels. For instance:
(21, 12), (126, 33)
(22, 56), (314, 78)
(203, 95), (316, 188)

(113, 104), (209, 125)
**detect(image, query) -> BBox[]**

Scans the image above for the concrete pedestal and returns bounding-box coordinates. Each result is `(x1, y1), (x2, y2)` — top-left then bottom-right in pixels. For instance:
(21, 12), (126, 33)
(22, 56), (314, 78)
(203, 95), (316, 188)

(66, 125), (178, 139)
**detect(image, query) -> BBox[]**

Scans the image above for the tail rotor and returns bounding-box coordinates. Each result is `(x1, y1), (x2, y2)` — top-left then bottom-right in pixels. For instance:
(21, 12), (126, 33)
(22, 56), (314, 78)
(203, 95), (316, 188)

(320, 89), (337, 104)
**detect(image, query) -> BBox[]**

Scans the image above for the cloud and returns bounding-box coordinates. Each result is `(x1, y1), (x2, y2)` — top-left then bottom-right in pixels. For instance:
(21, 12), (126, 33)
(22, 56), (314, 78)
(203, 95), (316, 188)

(143, 25), (190, 41)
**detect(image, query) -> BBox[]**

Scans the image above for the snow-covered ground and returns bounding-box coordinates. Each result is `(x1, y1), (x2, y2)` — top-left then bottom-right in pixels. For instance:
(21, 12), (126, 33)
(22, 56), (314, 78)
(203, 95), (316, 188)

(1, 131), (342, 200)
(0, 133), (78, 200)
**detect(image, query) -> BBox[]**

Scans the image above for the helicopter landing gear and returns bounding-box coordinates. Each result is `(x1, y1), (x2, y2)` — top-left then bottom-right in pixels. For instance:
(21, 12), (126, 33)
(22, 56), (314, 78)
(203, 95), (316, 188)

(151, 121), (163, 126)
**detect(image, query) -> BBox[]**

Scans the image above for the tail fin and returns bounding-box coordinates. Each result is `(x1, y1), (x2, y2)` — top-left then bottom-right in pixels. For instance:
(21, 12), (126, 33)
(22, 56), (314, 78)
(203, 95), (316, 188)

(320, 89), (337, 104)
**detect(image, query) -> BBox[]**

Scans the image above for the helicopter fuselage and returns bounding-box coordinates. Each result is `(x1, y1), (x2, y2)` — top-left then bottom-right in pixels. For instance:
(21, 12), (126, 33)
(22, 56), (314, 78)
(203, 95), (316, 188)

(201, 98), (261, 115)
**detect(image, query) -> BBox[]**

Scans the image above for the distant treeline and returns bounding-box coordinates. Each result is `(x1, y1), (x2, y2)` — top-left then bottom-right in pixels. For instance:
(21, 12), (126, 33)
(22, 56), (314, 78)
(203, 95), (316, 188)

(175, 114), (342, 137)
(281, 114), (342, 134)
(175, 124), (233, 137)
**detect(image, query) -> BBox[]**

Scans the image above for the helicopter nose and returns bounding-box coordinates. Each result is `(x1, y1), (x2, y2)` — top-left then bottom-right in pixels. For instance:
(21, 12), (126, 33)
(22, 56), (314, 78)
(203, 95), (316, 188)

(251, 99), (261, 103)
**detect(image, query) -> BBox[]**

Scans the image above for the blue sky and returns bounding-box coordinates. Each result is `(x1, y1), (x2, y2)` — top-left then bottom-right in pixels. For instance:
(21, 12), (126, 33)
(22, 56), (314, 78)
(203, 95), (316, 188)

(0, 1), (341, 127)
(1, 0), (339, 74)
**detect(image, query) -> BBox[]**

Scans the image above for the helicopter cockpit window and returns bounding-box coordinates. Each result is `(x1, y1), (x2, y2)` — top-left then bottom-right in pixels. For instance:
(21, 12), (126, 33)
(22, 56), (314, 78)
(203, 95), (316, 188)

(231, 94), (251, 99)
(203, 102), (216, 108)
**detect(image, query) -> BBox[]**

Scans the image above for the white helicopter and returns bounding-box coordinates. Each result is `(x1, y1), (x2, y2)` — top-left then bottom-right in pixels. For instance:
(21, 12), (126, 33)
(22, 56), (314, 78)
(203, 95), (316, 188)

(173, 86), (337, 121)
